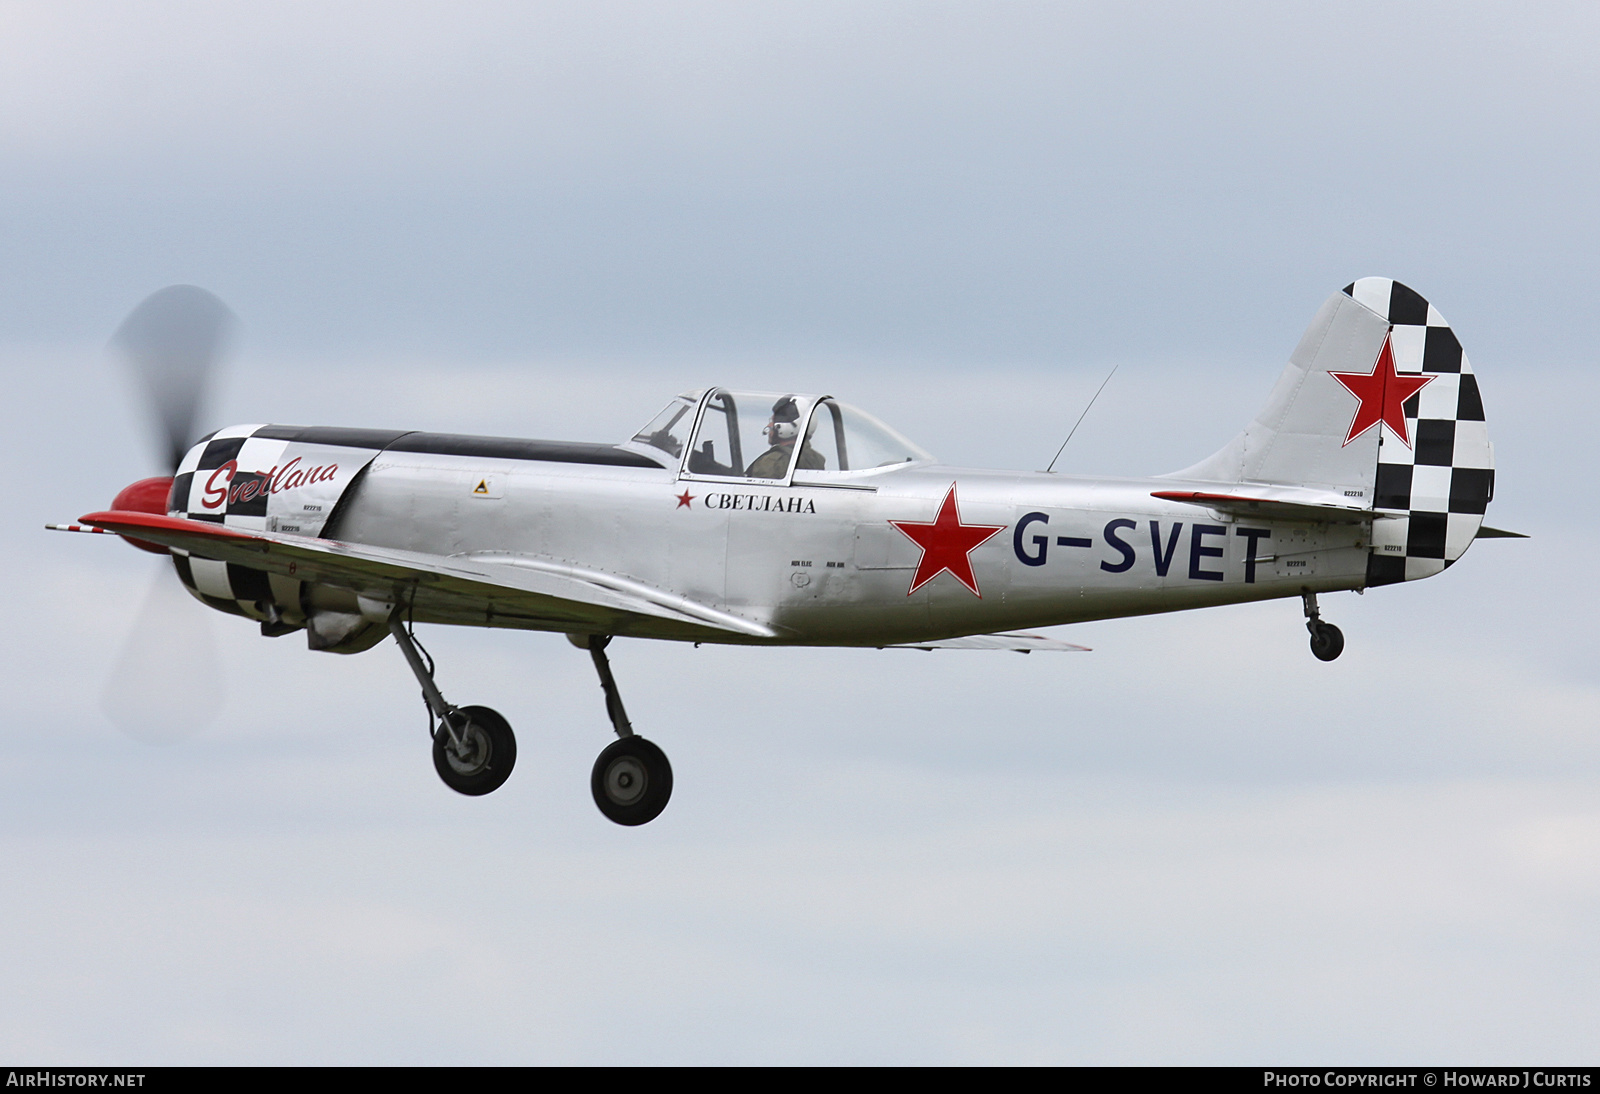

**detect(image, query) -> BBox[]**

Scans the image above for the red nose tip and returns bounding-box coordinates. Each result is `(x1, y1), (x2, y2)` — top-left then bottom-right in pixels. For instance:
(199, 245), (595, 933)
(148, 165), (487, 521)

(111, 476), (175, 554)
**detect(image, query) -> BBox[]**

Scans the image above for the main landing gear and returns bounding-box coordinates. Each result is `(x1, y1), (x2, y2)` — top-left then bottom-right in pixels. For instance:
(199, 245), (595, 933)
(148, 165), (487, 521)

(580, 635), (673, 826)
(390, 617), (517, 796)
(1302, 591), (1345, 662)
(388, 617), (671, 823)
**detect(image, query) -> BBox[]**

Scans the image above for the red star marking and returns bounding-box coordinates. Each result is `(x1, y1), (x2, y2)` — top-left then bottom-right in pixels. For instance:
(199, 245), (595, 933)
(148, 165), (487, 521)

(1329, 332), (1435, 448)
(889, 484), (1006, 597)
(675, 490), (695, 509)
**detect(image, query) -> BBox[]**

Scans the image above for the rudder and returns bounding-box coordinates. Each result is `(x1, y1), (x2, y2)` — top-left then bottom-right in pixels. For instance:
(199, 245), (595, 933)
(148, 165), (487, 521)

(1169, 278), (1494, 586)
(1351, 278), (1493, 585)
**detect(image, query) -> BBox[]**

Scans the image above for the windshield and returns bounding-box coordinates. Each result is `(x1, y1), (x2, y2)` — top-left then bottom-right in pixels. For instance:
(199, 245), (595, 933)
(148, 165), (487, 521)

(630, 396), (696, 459)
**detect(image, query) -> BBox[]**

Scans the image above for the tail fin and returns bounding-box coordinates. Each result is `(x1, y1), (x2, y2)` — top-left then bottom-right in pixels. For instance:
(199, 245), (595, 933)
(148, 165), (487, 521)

(1171, 278), (1494, 585)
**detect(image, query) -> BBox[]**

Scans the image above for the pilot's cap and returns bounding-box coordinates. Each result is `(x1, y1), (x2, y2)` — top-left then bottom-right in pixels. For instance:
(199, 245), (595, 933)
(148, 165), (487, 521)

(771, 396), (800, 422)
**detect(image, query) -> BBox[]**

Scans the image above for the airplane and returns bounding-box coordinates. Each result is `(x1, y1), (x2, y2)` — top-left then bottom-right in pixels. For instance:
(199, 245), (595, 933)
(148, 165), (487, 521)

(53, 277), (1522, 825)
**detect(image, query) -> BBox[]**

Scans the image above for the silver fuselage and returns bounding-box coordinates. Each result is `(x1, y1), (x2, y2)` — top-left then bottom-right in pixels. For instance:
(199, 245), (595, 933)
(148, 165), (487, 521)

(331, 451), (1362, 645)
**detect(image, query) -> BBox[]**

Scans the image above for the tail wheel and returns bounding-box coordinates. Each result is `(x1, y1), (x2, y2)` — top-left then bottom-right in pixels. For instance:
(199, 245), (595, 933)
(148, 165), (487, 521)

(1309, 622), (1345, 662)
(433, 705), (517, 796)
(591, 736), (673, 826)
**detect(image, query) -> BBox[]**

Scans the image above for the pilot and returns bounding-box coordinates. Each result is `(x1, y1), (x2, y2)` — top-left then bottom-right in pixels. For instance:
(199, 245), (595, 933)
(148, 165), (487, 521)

(746, 396), (825, 479)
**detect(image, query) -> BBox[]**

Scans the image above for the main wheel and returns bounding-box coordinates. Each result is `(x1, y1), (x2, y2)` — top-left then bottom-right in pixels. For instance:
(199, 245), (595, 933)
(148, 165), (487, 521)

(1309, 622), (1345, 662)
(432, 705), (517, 796)
(591, 736), (673, 826)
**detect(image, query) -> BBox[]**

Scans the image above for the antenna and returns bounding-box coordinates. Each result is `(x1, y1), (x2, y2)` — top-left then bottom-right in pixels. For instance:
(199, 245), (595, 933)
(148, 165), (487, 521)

(1045, 364), (1117, 473)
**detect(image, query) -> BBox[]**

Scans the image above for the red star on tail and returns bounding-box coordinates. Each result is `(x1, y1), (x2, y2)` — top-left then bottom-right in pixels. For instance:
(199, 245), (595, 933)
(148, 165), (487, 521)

(1329, 332), (1435, 448)
(889, 484), (1006, 596)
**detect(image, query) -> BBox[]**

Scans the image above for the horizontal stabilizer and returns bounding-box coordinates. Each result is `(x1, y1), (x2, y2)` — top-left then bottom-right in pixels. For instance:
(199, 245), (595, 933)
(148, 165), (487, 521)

(1475, 526), (1528, 539)
(1150, 489), (1370, 524)
(78, 509), (777, 640)
(887, 632), (1091, 653)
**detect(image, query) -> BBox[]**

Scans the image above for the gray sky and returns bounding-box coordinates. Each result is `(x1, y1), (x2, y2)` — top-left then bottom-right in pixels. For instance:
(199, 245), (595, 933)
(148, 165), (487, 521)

(1, 2), (1596, 1063)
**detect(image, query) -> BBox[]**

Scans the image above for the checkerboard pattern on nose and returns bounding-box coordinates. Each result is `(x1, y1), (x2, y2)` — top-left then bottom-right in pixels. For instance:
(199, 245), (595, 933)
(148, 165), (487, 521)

(169, 424), (289, 529)
(1345, 279), (1494, 586)
(168, 424), (294, 616)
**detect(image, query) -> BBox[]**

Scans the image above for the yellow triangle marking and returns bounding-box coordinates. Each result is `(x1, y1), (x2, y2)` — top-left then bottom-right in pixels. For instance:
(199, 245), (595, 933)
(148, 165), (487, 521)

(474, 479), (489, 494)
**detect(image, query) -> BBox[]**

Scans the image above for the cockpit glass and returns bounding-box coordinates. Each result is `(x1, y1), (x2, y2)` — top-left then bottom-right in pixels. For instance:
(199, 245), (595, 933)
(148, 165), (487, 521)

(683, 390), (822, 479)
(803, 400), (931, 471)
(631, 397), (695, 459)
(672, 390), (930, 479)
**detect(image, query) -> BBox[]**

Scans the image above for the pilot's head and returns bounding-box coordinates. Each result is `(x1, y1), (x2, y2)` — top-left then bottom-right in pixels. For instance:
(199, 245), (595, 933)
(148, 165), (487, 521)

(765, 396), (801, 446)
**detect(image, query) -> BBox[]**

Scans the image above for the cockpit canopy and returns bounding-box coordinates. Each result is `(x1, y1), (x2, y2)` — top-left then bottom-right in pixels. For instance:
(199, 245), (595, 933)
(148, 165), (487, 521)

(627, 389), (932, 481)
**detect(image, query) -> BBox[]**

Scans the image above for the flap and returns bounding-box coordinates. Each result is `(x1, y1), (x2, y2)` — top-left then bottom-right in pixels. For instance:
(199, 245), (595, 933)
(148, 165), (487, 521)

(887, 632), (1091, 653)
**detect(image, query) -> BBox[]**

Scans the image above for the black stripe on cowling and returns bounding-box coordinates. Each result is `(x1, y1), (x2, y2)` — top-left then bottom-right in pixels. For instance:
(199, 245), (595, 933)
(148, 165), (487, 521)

(1365, 553), (1406, 587)
(171, 556), (248, 616)
(1457, 373), (1485, 421)
(196, 435), (246, 471)
(1405, 511), (1449, 559)
(246, 425), (667, 468)
(1449, 468), (1494, 515)
(1343, 283), (1356, 296)
(224, 471), (270, 518)
(226, 563), (274, 603)
(200, 593), (249, 618)
(384, 433), (665, 468)
(252, 425), (412, 448)
(1388, 282), (1430, 326)
(1414, 419), (1456, 467)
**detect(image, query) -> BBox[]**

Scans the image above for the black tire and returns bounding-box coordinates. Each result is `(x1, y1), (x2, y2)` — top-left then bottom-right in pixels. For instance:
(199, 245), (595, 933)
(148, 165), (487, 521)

(590, 736), (673, 826)
(432, 705), (517, 796)
(1309, 622), (1345, 662)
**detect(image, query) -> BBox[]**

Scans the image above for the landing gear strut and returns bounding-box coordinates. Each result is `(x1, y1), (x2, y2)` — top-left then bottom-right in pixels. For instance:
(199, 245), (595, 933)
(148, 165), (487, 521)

(1302, 591), (1344, 662)
(582, 635), (672, 826)
(390, 617), (516, 795)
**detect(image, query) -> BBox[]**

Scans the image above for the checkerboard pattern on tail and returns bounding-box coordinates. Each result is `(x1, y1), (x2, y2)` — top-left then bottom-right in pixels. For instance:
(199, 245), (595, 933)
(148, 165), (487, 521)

(1344, 278), (1494, 586)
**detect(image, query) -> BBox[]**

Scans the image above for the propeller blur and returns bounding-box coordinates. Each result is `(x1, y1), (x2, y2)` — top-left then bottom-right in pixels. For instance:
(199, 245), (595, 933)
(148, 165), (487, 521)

(51, 279), (1525, 824)
(111, 285), (237, 474)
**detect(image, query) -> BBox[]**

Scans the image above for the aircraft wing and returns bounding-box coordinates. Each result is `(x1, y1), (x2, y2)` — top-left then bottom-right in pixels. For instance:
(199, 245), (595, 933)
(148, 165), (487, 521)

(76, 509), (777, 640)
(887, 632), (1091, 653)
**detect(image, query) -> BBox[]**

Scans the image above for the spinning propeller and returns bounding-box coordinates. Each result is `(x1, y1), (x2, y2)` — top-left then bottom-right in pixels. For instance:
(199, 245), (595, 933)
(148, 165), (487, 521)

(100, 286), (238, 742)
(113, 285), (237, 476)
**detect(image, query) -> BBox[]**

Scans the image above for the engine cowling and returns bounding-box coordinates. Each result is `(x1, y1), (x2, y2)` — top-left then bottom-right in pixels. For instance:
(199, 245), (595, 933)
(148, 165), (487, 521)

(162, 425), (393, 653)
